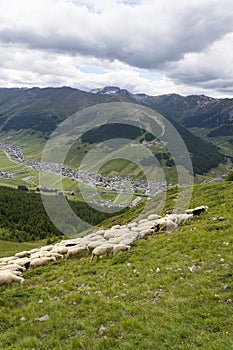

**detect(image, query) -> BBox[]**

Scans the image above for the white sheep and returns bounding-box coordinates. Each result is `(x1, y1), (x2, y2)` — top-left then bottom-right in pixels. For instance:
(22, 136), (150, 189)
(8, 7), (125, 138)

(138, 219), (150, 224)
(108, 236), (125, 244)
(51, 246), (69, 255)
(29, 256), (56, 269)
(92, 229), (105, 235)
(87, 240), (107, 252)
(0, 263), (25, 272)
(0, 271), (24, 287)
(175, 213), (193, 224)
(154, 218), (178, 232)
(112, 244), (131, 255)
(147, 214), (161, 221)
(0, 256), (18, 263)
(15, 250), (31, 258)
(138, 227), (154, 237)
(138, 221), (155, 229)
(65, 246), (87, 259)
(85, 234), (105, 242)
(1, 269), (23, 277)
(90, 244), (114, 262)
(165, 214), (179, 223)
(15, 258), (31, 269)
(127, 222), (138, 228)
(103, 229), (119, 239)
(111, 224), (121, 229)
(30, 251), (63, 260)
(130, 226), (141, 232)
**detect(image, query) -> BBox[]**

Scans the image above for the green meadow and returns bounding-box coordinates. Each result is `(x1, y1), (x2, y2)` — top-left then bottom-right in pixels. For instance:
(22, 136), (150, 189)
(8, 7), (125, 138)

(0, 181), (232, 349)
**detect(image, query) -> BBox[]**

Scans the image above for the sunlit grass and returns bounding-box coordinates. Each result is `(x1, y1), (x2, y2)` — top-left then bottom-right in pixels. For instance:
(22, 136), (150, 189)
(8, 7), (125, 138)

(0, 181), (232, 349)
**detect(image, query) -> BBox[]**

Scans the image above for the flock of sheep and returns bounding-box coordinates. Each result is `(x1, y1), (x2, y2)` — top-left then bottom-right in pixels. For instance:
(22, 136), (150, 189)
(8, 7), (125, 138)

(0, 205), (208, 287)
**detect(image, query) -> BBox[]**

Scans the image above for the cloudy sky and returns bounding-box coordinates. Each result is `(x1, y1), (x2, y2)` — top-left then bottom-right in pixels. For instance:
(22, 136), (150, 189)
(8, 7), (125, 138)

(0, 0), (232, 97)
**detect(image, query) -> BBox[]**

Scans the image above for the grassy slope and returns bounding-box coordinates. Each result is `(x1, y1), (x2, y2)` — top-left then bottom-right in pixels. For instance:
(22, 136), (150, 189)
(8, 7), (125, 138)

(0, 240), (47, 258)
(0, 181), (233, 349)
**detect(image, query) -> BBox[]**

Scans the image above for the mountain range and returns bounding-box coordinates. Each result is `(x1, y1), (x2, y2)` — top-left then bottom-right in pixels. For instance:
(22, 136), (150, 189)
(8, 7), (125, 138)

(0, 86), (232, 176)
(91, 86), (233, 136)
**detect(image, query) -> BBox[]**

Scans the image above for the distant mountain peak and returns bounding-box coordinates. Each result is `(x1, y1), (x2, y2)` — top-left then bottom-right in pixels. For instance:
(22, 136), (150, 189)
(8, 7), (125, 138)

(90, 86), (135, 98)
(90, 86), (121, 94)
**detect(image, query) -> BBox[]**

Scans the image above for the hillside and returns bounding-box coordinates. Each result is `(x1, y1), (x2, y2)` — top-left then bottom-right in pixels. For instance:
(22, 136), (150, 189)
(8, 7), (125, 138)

(77, 122), (223, 176)
(93, 87), (233, 161)
(93, 87), (233, 133)
(0, 87), (127, 136)
(0, 181), (233, 349)
(0, 186), (128, 242)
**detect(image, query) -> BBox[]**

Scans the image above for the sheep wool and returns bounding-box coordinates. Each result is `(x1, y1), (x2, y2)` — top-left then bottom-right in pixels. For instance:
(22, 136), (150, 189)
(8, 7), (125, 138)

(0, 271), (24, 286)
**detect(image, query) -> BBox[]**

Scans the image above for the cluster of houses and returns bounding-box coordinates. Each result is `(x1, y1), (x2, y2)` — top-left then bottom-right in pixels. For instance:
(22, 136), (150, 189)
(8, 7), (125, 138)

(32, 163), (166, 196)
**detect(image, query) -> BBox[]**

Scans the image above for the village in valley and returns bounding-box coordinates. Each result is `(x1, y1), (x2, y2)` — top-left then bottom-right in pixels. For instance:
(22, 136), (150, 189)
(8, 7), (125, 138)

(0, 142), (168, 208)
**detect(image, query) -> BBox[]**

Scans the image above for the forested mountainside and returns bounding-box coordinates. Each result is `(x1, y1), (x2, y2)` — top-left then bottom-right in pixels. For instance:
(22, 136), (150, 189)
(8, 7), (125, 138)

(93, 86), (233, 136)
(0, 186), (126, 242)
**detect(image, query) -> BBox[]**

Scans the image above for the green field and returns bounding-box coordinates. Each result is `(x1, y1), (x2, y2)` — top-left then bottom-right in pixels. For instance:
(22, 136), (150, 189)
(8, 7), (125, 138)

(0, 130), (45, 160)
(0, 126), (232, 193)
(0, 240), (47, 258)
(0, 181), (233, 349)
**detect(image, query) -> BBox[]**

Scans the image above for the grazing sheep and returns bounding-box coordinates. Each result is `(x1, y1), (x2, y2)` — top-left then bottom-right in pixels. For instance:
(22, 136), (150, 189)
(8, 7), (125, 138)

(11, 270), (23, 276)
(138, 221), (155, 229)
(130, 226), (141, 232)
(147, 213), (161, 220)
(86, 234), (105, 242)
(0, 256), (18, 263)
(1, 269), (23, 277)
(108, 236), (125, 244)
(137, 222), (157, 234)
(93, 229), (105, 235)
(111, 225), (121, 230)
(127, 222), (138, 228)
(165, 214), (179, 223)
(112, 244), (131, 255)
(15, 251), (30, 258)
(139, 228), (154, 237)
(30, 251), (63, 260)
(90, 244), (114, 262)
(138, 219), (150, 224)
(166, 213), (193, 224)
(154, 218), (178, 232)
(30, 256), (56, 269)
(0, 271), (24, 287)
(49, 252), (63, 259)
(0, 264), (25, 272)
(104, 229), (119, 240)
(176, 213), (193, 223)
(87, 240), (107, 252)
(50, 246), (69, 255)
(65, 246), (87, 259)
(15, 258), (31, 269)
(28, 248), (40, 254)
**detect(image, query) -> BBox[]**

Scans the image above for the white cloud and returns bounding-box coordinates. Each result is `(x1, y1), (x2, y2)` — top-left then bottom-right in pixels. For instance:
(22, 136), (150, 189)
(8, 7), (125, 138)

(165, 33), (233, 88)
(0, 0), (232, 96)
